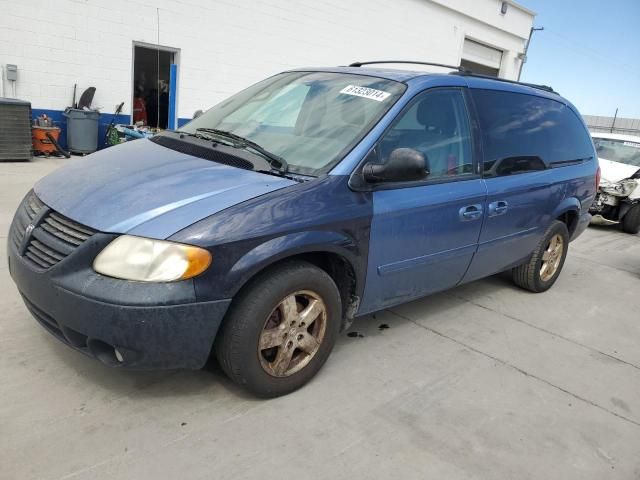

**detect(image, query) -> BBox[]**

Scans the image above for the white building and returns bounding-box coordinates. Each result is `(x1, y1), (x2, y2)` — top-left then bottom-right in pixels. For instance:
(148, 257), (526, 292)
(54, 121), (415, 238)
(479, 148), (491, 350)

(0, 0), (534, 143)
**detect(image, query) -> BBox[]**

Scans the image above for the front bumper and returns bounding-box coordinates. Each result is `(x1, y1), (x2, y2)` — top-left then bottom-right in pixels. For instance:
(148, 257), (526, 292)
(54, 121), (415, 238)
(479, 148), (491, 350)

(8, 233), (230, 370)
(589, 192), (620, 221)
(590, 214), (619, 226)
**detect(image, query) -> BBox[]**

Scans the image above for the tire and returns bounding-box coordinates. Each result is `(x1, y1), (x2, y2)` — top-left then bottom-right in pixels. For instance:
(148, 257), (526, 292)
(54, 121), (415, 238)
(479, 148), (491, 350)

(512, 220), (570, 293)
(622, 204), (640, 234)
(215, 261), (342, 397)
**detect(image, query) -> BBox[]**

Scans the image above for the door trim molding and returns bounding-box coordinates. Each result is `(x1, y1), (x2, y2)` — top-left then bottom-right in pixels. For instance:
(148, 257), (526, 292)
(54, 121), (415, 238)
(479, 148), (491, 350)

(377, 243), (477, 276)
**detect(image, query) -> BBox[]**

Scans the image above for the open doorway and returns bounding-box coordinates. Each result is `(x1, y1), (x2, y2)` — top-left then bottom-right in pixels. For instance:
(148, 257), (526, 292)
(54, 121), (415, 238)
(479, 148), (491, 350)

(132, 43), (179, 129)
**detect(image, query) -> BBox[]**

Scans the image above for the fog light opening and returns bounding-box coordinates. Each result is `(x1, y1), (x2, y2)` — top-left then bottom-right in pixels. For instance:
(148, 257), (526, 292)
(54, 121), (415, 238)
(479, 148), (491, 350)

(87, 339), (122, 367)
(114, 348), (124, 363)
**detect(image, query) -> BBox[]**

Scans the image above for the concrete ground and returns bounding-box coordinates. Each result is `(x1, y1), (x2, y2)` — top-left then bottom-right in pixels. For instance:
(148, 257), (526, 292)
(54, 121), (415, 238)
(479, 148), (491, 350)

(1, 156), (640, 480)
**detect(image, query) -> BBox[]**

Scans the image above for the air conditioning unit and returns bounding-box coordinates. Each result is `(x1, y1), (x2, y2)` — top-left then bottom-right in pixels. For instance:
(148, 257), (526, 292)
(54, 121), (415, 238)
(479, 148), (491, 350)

(0, 98), (32, 161)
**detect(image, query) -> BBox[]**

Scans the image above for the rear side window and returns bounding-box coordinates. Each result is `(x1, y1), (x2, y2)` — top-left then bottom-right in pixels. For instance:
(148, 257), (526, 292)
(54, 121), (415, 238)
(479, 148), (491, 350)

(471, 89), (593, 177)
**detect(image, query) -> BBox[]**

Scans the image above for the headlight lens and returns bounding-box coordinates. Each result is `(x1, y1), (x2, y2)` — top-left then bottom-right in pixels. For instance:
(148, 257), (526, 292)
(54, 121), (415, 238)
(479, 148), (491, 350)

(93, 235), (212, 282)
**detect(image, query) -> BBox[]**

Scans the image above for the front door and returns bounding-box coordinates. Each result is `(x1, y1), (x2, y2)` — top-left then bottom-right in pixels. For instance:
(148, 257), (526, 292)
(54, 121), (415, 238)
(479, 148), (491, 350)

(359, 88), (487, 314)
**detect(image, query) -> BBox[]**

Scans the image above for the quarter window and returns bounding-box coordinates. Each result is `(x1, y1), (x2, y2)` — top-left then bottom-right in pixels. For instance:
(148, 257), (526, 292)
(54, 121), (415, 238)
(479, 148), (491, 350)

(471, 89), (593, 177)
(379, 89), (474, 180)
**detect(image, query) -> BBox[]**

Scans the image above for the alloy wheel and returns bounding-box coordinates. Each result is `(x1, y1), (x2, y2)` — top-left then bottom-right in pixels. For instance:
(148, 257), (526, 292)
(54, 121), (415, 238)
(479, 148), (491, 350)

(258, 290), (327, 377)
(540, 233), (564, 282)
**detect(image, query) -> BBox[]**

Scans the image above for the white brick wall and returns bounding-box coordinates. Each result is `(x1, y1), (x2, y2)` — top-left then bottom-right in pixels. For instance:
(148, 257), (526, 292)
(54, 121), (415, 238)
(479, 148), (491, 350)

(0, 0), (533, 120)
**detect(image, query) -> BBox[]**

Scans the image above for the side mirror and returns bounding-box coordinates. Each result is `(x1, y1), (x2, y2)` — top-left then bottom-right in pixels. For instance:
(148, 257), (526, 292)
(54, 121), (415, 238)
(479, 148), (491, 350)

(363, 148), (427, 183)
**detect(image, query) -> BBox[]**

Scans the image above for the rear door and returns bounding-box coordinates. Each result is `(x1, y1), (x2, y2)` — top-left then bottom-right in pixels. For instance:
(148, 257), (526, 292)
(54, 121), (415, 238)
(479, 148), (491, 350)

(359, 88), (487, 314)
(463, 89), (571, 282)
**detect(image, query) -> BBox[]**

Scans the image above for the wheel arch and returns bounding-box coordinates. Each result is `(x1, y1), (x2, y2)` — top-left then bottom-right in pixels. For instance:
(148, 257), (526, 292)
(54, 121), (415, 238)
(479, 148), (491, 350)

(552, 197), (581, 235)
(225, 231), (365, 329)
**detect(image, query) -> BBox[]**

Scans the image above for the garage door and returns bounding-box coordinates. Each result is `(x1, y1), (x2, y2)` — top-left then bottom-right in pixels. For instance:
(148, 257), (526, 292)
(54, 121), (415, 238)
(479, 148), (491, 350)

(460, 39), (503, 77)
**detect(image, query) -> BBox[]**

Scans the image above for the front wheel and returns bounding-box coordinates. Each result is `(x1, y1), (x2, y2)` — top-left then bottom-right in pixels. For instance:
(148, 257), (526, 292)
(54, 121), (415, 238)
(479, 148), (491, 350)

(622, 204), (640, 234)
(512, 220), (569, 293)
(215, 261), (342, 397)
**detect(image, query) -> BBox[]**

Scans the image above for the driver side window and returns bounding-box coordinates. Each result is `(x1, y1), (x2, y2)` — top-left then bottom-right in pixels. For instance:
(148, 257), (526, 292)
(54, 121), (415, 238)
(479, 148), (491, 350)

(380, 89), (473, 180)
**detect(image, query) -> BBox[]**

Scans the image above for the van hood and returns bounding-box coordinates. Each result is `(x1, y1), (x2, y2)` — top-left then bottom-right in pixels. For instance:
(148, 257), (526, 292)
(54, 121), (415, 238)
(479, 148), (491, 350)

(34, 139), (297, 239)
(598, 157), (640, 183)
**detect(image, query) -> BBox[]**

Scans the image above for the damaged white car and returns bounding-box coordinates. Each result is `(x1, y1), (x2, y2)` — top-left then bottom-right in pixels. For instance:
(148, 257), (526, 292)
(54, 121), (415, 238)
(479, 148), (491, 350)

(589, 133), (640, 234)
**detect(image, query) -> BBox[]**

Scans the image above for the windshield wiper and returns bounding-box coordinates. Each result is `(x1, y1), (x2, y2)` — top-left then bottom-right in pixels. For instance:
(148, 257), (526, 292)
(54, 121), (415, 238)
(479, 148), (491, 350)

(175, 129), (220, 142)
(195, 128), (288, 174)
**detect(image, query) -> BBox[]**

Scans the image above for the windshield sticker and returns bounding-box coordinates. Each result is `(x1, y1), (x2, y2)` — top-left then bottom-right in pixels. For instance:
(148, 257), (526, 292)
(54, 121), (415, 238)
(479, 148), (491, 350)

(623, 141), (640, 149)
(340, 85), (391, 102)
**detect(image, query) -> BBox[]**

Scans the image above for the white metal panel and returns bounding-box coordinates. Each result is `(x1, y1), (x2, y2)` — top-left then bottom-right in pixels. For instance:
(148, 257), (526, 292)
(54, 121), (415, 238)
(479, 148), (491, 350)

(462, 39), (503, 69)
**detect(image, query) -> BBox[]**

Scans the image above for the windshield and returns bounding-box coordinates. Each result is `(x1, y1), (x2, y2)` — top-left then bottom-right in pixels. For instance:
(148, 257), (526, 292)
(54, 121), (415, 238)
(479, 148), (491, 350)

(593, 137), (640, 167)
(180, 72), (406, 175)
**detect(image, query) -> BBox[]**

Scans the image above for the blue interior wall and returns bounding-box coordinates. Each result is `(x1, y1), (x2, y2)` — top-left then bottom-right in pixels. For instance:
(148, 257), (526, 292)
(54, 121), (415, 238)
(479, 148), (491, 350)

(168, 64), (178, 130)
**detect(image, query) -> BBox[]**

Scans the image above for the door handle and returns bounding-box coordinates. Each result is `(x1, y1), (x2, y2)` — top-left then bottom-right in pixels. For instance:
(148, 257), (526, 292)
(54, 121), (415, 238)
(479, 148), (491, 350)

(488, 201), (509, 217)
(459, 204), (483, 221)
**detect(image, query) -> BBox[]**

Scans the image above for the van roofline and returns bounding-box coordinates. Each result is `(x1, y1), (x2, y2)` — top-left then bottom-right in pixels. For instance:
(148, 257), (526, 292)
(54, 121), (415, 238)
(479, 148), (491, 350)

(348, 60), (470, 73)
(289, 64), (555, 93)
(286, 66), (431, 82)
(287, 66), (562, 100)
(346, 60), (555, 93)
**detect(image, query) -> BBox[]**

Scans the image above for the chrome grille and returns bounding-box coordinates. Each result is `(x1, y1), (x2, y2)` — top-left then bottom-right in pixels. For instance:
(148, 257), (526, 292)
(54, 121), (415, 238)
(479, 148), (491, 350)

(10, 191), (44, 251)
(41, 212), (95, 245)
(11, 191), (97, 269)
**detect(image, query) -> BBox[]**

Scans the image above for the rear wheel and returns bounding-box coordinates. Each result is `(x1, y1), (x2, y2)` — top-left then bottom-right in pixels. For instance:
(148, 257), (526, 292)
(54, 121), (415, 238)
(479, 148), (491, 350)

(622, 204), (640, 234)
(215, 261), (341, 397)
(512, 220), (569, 293)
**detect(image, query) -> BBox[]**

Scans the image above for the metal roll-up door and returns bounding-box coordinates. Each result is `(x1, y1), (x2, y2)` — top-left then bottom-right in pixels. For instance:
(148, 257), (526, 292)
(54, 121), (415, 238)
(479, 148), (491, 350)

(461, 39), (503, 77)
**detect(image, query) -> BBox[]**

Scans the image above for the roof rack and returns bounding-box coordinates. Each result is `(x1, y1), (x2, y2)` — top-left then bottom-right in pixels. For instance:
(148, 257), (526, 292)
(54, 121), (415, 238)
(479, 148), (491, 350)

(348, 60), (556, 94)
(452, 71), (556, 94)
(349, 60), (470, 73)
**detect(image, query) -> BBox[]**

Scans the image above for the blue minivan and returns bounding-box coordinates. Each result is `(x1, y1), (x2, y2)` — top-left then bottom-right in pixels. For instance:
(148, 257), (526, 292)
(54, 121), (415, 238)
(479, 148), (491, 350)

(8, 62), (598, 397)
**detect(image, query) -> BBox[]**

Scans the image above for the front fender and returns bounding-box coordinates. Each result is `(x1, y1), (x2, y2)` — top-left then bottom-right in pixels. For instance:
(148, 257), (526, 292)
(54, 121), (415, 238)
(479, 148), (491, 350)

(225, 230), (364, 297)
(174, 175), (373, 303)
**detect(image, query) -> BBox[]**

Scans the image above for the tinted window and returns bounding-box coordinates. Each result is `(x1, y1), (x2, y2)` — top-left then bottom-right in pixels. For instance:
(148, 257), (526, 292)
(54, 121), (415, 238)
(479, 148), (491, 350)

(379, 89), (473, 180)
(471, 89), (593, 177)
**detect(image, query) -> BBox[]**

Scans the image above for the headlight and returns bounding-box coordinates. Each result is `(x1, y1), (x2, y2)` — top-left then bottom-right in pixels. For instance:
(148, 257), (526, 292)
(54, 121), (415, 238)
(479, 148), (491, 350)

(93, 235), (212, 282)
(600, 179), (638, 197)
